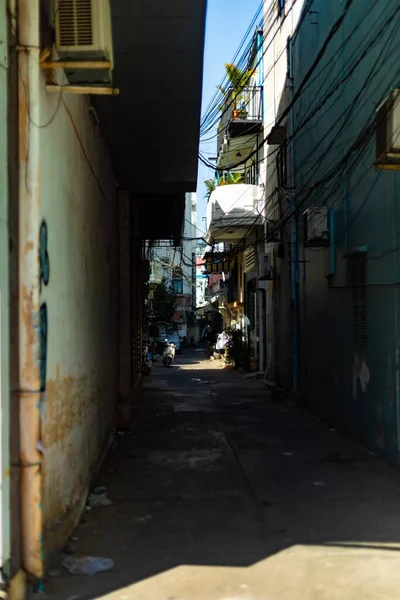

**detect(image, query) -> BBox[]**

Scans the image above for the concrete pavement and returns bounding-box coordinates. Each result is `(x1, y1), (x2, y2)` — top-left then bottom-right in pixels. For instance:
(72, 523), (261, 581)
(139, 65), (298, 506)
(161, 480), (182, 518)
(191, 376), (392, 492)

(46, 350), (400, 599)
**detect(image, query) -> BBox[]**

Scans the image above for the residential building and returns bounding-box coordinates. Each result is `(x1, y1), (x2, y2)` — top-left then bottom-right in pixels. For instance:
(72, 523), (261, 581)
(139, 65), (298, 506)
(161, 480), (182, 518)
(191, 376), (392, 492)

(149, 193), (197, 339)
(0, 0), (205, 592)
(206, 28), (265, 369)
(263, 0), (400, 466)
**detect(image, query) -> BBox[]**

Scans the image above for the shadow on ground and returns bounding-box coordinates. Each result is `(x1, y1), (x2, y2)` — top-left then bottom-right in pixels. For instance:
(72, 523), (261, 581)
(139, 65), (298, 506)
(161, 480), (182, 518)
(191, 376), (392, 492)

(46, 350), (400, 600)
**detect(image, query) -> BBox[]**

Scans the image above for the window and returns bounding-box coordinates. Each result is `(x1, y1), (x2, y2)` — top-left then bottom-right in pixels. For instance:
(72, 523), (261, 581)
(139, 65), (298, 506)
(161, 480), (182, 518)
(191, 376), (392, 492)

(172, 279), (183, 294)
(245, 162), (258, 185)
(278, 0), (285, 18)
(347, 253), (367, 349)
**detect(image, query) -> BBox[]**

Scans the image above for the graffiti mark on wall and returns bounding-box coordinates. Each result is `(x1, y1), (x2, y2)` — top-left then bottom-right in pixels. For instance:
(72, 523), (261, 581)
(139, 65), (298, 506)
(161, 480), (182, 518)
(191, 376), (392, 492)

(39, 221), (50, 290)
(39, 221), (50, 391)
(40, 303), (48, 392)
(352, 352), (370, 400)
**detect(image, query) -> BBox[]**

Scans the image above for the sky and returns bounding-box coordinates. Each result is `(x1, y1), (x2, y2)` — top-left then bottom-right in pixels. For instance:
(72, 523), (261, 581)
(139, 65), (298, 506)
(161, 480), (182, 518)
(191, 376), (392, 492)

(195, 0), (262, 232)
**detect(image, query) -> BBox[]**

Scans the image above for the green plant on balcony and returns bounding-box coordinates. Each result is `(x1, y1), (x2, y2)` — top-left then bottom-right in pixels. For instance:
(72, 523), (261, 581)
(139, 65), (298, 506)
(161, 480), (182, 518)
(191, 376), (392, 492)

(217, 63), (255, 117)
(219, 172), (244, 186)
(204, 178), (217, 201)
(204, 172), (244, 201)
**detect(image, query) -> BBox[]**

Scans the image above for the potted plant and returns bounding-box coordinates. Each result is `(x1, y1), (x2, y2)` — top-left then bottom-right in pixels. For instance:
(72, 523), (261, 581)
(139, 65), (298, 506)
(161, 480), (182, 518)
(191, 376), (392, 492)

(217, 63), (255, 118)
(204, 178), (217, 201)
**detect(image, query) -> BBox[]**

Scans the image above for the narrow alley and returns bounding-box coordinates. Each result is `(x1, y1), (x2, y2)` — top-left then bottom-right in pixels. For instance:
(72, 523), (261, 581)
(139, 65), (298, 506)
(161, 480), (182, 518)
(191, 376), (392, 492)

(46, 351), (400, 600)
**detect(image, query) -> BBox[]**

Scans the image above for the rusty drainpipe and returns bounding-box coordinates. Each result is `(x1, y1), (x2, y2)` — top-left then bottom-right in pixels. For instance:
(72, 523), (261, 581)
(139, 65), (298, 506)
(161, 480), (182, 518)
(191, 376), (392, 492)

(16, 0), (43, 579)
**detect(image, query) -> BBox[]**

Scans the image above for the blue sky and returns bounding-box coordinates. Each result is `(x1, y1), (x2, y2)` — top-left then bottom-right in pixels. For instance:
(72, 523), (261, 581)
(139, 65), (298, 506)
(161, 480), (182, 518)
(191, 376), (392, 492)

(196, 0), (262, 230)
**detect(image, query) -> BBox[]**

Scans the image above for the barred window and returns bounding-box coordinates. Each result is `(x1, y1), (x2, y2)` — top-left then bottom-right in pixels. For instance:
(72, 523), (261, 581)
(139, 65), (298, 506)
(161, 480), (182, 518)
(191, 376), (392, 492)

(347, 253), (367, 349)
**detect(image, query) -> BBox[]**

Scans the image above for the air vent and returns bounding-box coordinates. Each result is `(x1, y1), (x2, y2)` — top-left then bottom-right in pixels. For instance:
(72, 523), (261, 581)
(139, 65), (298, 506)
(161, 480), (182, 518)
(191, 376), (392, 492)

(347, 253), (367, 349)
(58, 0), (93, 47)
(244, 247), (256, 272)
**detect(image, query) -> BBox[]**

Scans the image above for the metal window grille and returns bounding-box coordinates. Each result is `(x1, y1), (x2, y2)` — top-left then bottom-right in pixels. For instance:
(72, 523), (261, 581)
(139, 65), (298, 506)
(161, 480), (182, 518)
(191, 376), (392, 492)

(347, 253), (367, 349)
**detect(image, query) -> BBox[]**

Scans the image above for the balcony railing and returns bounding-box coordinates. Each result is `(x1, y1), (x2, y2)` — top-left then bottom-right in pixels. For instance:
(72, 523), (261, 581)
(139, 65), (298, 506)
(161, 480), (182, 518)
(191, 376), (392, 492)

(217, 86), (263, 152)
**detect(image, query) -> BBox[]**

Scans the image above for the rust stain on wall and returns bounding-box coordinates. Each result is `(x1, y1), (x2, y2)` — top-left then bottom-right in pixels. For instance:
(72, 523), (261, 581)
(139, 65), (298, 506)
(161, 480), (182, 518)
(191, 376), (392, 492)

(42, 372), (110, 543)
(20, 285), (40, 385)
(43, 374), (87, 447)
(24, 240), (34, 253)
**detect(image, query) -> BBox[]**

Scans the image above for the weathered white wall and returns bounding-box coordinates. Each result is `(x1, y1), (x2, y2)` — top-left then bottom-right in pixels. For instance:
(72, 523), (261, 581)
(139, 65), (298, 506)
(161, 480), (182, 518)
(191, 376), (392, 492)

(183, 192), (196, 296)
(38, 83), (118, 552)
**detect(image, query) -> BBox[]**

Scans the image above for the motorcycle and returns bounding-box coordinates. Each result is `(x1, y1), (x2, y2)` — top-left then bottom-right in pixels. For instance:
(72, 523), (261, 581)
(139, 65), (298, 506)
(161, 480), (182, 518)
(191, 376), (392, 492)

(142, 344), (152, 375)
(162, 341), (176, 367)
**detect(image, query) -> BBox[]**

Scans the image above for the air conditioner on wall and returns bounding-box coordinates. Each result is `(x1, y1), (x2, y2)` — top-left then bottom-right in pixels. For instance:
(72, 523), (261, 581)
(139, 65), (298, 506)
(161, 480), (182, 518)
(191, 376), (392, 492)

(55, 0), (114, 83)
(303, 207), (329, 248)
(376, 89), (400, 168)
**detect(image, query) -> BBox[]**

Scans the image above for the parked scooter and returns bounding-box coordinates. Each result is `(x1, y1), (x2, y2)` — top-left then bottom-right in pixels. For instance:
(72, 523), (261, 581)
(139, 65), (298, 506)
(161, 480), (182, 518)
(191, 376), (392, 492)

(162, 340), (176, 367)
(142, 344), (152, 375)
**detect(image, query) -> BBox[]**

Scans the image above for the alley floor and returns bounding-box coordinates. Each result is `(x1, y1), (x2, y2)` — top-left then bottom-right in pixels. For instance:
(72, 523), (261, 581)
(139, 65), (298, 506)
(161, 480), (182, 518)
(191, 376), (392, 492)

(46, 350), (400, 600)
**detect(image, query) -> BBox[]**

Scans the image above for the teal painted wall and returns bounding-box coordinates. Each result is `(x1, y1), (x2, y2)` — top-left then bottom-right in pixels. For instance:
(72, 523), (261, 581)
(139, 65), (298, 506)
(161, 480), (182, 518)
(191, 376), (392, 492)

(293, 0), (400, 464)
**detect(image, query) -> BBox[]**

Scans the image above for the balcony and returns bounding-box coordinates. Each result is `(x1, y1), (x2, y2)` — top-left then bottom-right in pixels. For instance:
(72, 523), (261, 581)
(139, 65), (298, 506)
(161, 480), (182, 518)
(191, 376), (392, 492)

(206, 184), (264, 242)
(217, 86), (263, 169)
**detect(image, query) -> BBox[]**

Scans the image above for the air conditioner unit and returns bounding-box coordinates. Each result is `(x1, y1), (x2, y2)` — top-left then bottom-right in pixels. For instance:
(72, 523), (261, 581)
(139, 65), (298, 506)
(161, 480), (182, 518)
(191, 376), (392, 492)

(54, 0), (114, 85)
(258, 254), (272, 280)
(303, 207), (329, 248)
(266, 219), (281, 243)
(376, 89), (400, 168)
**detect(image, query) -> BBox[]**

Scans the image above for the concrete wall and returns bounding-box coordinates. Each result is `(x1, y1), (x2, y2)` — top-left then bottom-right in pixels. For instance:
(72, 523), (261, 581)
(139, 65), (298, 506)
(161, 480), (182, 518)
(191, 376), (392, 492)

(263, 0), (307, 386)
(38, 84), (118, 551)
(183, 193), (196, 296)
(292, 0), (400, 464)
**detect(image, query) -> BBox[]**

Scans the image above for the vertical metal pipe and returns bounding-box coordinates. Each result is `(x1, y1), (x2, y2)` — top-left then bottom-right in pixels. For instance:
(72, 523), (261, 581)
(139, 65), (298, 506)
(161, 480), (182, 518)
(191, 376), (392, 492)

(288, 36), (299, 391)
(17, 0), (43, 578)
(0, 0), (11, 581)
(257, 28), (264, 121)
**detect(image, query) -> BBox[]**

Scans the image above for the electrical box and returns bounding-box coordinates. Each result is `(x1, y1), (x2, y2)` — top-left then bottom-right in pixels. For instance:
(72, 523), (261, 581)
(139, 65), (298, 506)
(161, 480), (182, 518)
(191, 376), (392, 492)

(303, 207), (329, 248)
(376, 89), (400, 168)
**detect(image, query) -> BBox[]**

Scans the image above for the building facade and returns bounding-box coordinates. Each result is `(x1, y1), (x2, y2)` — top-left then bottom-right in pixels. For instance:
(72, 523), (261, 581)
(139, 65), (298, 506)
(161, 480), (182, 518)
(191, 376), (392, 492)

(0, 0), (206, 592)
(205, 28), (266, 369)
(149, 193), (197, 339)
(206, 0), (400, 467)
(263, 0), (400, 465)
